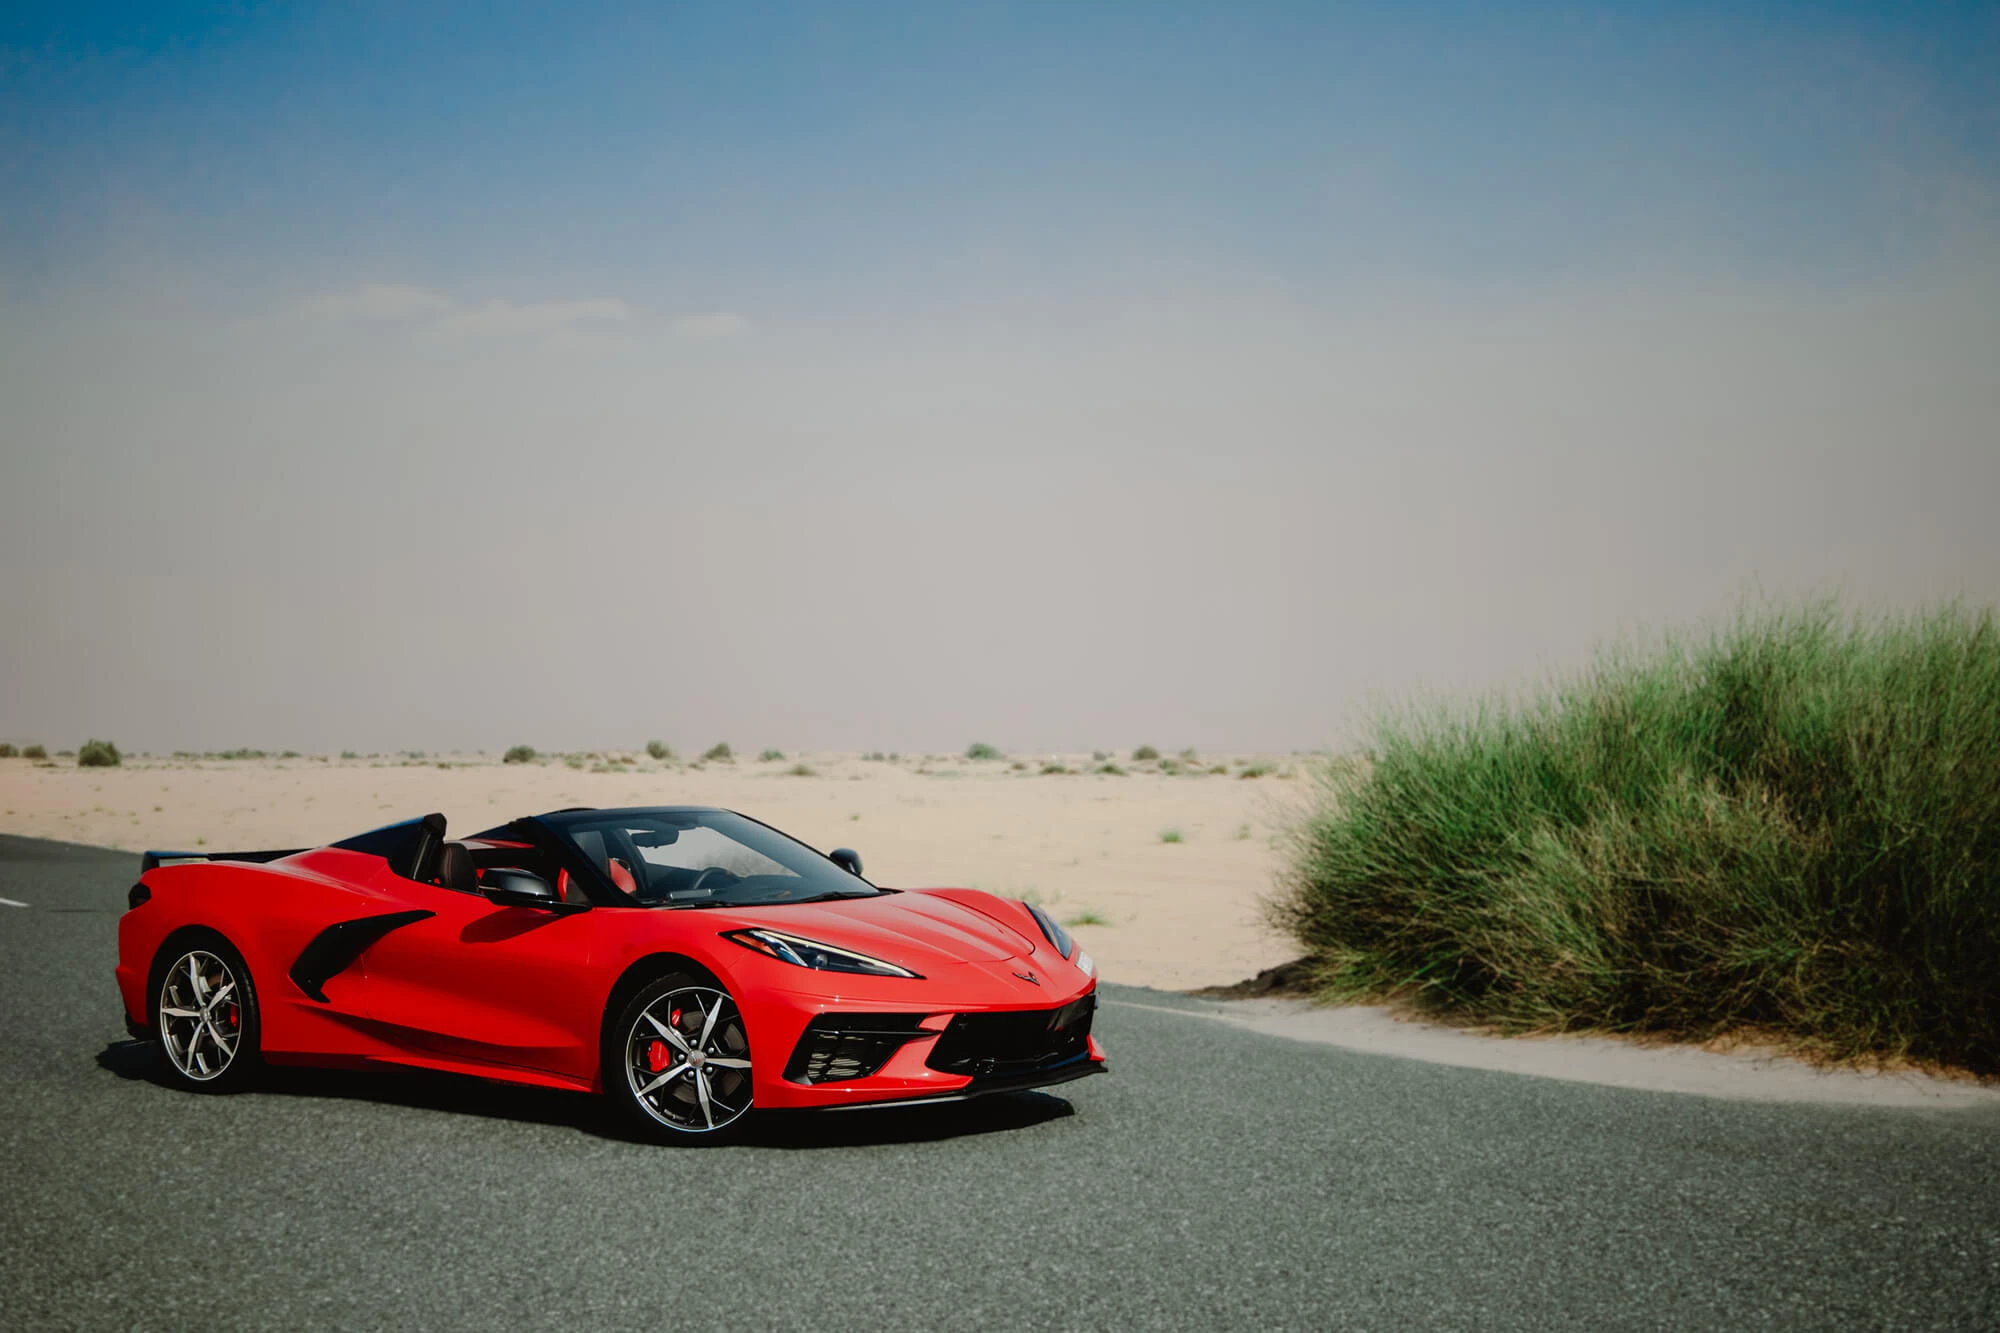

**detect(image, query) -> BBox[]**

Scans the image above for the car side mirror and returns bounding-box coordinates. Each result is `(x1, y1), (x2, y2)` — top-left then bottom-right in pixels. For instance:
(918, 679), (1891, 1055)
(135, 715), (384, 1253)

(482, 868), (563, 910)
(829, 847), (863, 877)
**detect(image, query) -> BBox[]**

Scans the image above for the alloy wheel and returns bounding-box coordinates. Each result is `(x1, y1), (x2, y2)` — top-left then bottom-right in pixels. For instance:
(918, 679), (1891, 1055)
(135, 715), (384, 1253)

(624, 985), (752, 1133)
(158, 949), (244, 1082)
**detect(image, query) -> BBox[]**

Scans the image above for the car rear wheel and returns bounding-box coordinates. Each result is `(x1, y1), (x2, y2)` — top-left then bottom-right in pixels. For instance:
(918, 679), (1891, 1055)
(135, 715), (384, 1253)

(609, 974), (753, 1143)
(152, 932), (260, 1093)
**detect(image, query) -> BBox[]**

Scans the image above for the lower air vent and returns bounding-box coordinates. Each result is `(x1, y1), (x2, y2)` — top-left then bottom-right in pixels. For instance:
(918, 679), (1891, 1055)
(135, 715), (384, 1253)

(925, 993), (1096, 1078)
(783, 1013), (932, 1085)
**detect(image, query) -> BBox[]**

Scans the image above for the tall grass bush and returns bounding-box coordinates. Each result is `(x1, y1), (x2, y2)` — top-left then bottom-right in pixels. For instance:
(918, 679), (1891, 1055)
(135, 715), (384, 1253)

(1271, 602), (2000, 1072)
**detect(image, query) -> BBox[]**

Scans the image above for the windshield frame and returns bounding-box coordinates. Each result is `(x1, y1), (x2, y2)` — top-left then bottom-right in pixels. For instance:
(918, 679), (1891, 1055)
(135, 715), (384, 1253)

(528, 806), (887, 909)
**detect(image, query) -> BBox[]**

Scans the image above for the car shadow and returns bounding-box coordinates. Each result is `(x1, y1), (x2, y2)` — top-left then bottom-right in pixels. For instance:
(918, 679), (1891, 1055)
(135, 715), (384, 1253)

(94, 1039), (1076, 1149)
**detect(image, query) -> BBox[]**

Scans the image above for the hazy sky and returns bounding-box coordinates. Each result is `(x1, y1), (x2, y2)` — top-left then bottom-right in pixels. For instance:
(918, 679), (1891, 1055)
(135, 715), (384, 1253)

(3, 2), (1997, 755)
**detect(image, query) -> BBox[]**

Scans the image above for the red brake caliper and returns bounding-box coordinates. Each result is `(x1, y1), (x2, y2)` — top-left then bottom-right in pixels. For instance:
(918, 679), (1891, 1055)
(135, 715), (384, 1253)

(646, 1040), (671, 1073)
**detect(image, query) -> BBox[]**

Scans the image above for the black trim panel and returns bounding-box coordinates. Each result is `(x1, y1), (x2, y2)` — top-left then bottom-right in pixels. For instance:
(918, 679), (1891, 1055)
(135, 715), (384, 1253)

(289, 910), (435, 1002)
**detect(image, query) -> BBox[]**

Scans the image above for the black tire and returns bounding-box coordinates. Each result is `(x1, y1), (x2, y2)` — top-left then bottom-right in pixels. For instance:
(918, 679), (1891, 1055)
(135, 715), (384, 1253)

(606, 972), (754, 1143)
(149, 929), (261, 1093)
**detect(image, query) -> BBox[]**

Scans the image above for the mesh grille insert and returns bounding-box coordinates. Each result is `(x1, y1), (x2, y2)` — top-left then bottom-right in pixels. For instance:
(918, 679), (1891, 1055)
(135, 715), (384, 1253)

(925, 992), (1096, 1078)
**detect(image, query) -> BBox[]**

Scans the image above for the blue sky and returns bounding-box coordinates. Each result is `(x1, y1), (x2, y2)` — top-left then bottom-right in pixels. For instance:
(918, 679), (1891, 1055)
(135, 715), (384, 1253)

(7, 2), (1995, 301)
(3, 3), (1997, 752)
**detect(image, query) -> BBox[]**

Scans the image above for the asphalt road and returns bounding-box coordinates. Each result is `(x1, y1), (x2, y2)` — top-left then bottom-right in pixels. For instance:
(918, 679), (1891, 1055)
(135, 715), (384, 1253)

(3, 834), (1997, 1330)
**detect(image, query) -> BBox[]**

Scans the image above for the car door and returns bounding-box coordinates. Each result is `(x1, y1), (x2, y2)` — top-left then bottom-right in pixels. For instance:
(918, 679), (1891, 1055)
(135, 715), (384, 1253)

(358, 876), (606, 1083)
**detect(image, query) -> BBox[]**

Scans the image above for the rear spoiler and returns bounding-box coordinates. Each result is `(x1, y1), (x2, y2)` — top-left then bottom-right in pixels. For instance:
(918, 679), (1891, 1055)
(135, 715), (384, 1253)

(140, 848), (310, 873)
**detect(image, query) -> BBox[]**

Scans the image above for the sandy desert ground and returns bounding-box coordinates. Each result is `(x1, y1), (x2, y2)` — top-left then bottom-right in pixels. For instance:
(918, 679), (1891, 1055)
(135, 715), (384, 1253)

(0, 749), (1312, 990)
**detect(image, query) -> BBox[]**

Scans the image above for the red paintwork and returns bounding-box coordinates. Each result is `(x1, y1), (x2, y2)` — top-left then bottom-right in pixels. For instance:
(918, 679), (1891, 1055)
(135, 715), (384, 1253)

(115, 827), (1102, 1111)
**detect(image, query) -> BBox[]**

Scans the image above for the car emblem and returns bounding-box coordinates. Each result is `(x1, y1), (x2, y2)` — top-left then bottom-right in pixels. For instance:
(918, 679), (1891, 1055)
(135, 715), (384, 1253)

(1013, 970), (1040, 985)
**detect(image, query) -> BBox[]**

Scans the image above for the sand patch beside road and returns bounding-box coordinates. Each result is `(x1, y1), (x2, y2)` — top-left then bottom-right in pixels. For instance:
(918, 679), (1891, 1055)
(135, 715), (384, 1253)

(0, 751), (1306, 990)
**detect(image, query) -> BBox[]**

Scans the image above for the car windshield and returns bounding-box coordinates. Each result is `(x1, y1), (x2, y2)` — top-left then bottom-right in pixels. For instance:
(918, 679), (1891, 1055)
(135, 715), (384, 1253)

(542, 808), (883, 909)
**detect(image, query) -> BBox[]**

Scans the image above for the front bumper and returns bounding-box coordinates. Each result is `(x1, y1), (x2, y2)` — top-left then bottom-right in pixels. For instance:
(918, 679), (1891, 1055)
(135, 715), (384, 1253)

(740, 971), (1106, 1111)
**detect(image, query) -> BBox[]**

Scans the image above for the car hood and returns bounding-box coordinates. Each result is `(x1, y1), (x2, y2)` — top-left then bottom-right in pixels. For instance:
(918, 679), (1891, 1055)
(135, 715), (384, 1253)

(724, 890), (1040, 969)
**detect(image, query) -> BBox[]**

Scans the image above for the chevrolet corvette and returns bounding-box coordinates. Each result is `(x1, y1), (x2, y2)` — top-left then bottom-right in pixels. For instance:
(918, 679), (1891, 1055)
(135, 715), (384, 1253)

(116, 806), (1105, 1141)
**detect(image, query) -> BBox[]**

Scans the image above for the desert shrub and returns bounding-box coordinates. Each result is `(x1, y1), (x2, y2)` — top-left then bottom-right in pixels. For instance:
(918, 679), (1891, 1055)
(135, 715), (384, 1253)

(1210, 763), (1230, 774)
(77, 739), (121, 767)
(1239, 763), (1271, 778)
(1159, 828), (1183, 844)
(1095, 762), (1126, 776)
(1178, 747), (1199, 761)
(340, 750), (359, 760)
(22, 744), (46, 759)
(1091, 750), (1110, 762)
(1132, 745), (1159, 761)
(965, 742), (1002, 761)
(1041, 763), (1069, 775)
(646, 739), (673, 761)
(759, 748), (786, 762)
(863, 751), (887, 762)
(787, 762), (815, 777)
(1064, 909), (1111, 927)
(1159, 758), (1183, 775)
(0, 743), (14, 758)
(1272, 601), (2000, 1073)
(503, 745), (536, 764)
(703, 742), (734, 762)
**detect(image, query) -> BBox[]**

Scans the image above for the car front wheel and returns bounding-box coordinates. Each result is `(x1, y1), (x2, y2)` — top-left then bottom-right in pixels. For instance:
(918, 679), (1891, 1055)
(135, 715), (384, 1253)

(609, 974), (754, 1143)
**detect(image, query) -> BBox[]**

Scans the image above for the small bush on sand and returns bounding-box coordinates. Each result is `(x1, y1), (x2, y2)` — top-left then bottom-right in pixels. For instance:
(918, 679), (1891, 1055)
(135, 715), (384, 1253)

(1091, 750), (1110, 762)
(1132, 745), (1159, 761)
(1272, 600), (2000, 1074)
(340, 750), (358, 760)
(787, 762), (815, 777)
(22, 744), (46, 759)
(0, 743), (14, 758)
(1159, 828), (1183, 844)
(1239, 763), (1271, 778)
(703, 742), (734, 762)
(1064, 909), (1110, 927)
(503, 745), (536, 764)
(965, 742), (1002, 761)
(646, 739), (673, 761)
(1095, 762), (1126, 776)
(77, 739), (121, 767)
(759, 748), (786, 762)
(1041, 762), (1069, 775)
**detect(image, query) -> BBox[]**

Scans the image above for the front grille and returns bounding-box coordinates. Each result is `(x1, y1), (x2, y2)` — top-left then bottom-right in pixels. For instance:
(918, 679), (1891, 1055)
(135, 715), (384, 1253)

(783, 1013), (931, 1084)
(925, 992), (1096, 1078)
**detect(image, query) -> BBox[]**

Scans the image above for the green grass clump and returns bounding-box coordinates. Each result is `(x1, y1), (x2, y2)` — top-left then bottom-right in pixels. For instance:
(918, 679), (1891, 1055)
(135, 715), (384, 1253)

(1095, 762), (1126, 776)
(787, 762), (815, 777)
(759, 748), (786, 762)
(1159, 828), (1183, 844)
(703, 742), (734, 762)
(646, 739), (673, 761)
(1064, 909), (1111, 927)
(1040, 762), (1069, 775)
(965, 741), (1002, 761)
(503, 745), (536, 764)
(22, 744), (47, 759)
(1132, 745), (1159, 761)
(340, 750), (358, 760)
(77, 739), (121, 768)
(1238, 763), (1271, 778)
(1272, 601), (2000, 1073)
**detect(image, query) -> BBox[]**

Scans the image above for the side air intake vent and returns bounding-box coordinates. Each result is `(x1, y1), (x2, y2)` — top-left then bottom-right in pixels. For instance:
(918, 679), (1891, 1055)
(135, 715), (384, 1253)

(782, 1013), (932, 1085)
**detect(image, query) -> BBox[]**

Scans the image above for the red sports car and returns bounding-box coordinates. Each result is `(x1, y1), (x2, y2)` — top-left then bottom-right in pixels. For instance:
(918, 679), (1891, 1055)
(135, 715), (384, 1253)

(116, 806), (1105, 1141)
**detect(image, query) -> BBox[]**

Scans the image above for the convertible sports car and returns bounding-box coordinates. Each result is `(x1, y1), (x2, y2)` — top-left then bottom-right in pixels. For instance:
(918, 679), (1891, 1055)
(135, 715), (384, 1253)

(116, 806), (1104, 1141)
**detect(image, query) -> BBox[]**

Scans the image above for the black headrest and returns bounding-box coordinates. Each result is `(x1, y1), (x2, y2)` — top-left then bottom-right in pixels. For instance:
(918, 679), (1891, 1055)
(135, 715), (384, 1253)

(438, 842), (476, 892)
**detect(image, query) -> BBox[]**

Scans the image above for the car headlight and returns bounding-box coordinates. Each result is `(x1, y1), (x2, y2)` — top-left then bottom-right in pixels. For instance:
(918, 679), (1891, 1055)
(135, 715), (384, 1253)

(721, 927), (923, 978)
(1025, 903), (1074, 959)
